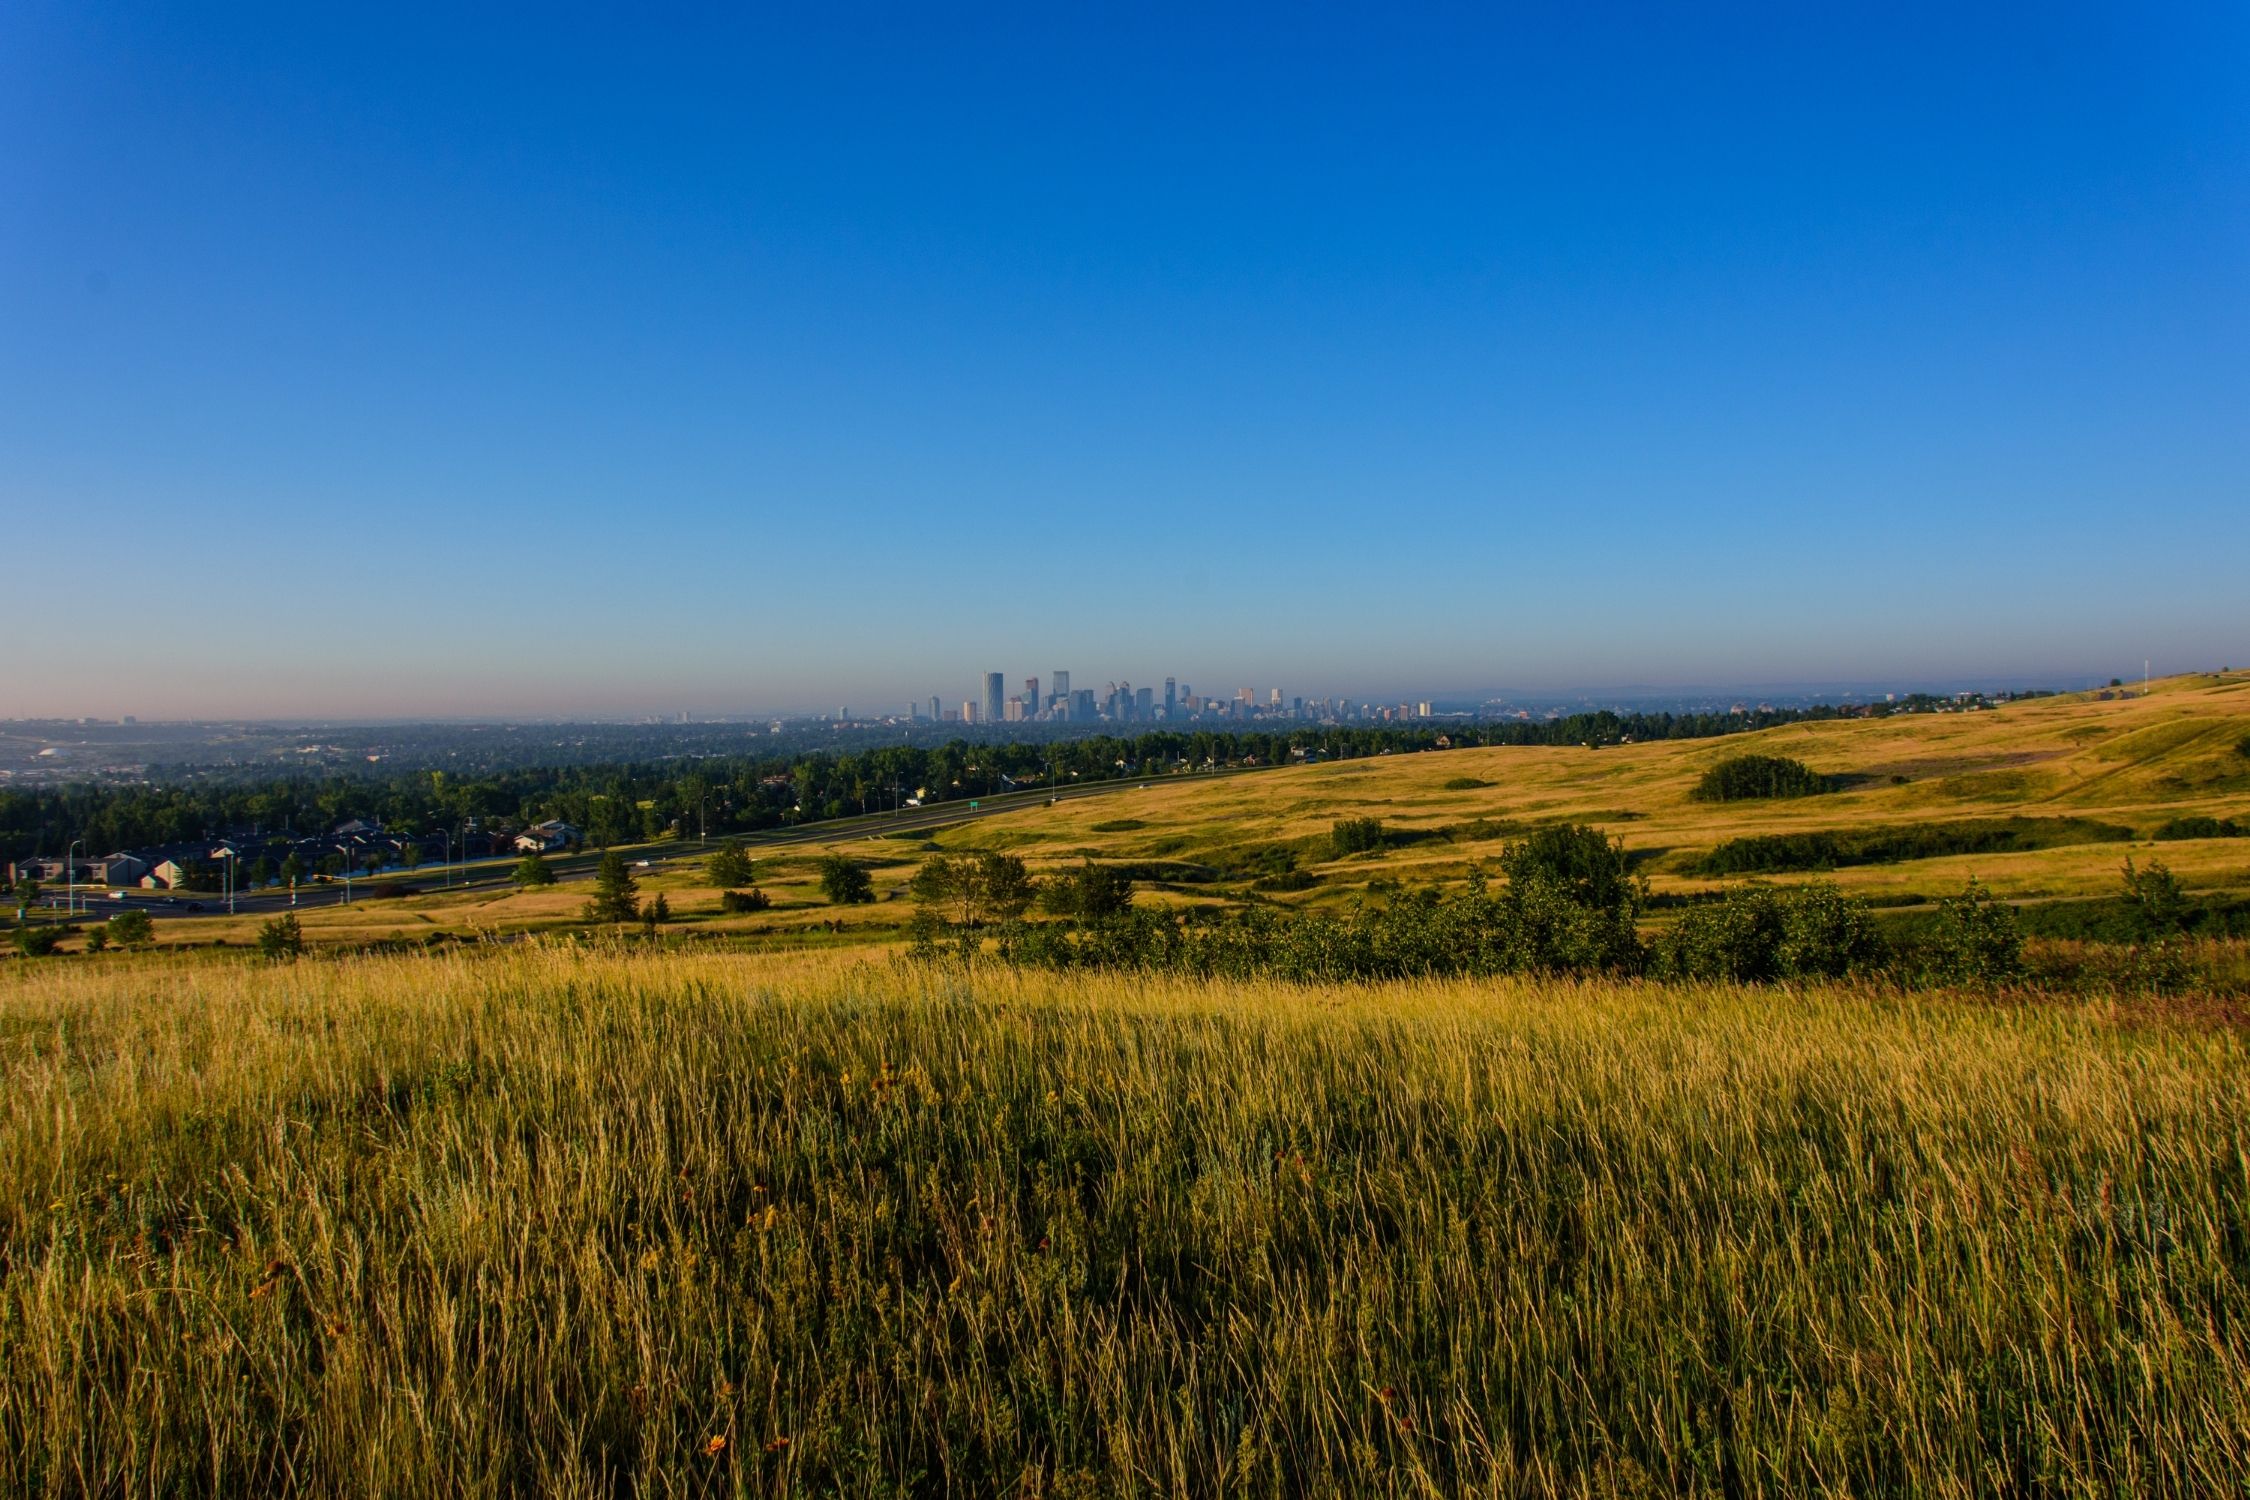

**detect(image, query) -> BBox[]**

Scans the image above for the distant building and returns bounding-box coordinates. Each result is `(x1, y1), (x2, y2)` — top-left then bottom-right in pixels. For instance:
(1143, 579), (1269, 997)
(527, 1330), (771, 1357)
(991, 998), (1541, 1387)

(1051, 670), (1070, 710)
(1163, 677), (1176, 716)
(984, 673), (1005, 725)
(513, 820), (580, 853)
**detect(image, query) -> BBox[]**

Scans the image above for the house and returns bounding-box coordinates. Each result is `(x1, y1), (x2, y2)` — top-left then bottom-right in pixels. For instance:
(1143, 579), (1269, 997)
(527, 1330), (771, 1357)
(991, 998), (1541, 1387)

(7, 852), (149, 887)
(145, 859), (195, 890)
(513, 820), (580, 853)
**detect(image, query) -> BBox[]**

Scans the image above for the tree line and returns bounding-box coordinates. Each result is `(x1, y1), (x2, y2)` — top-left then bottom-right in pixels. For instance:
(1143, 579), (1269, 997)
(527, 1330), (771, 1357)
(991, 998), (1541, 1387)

(1, 707), (1846, 865)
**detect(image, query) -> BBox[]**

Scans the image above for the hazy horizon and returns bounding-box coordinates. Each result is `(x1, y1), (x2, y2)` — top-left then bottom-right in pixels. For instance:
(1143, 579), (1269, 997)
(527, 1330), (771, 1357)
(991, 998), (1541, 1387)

(6, 5), (2245, 719)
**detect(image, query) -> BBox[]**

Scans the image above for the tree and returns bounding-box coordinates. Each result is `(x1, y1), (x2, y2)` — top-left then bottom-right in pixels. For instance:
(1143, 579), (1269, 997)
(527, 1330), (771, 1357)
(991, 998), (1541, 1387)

(583, 852), (640, 923)
(1690, 754), (1832, 803)
(706, 842), (755, 890)
(817, 856), (874, 905)
(256, 912), (305, 961)
(910, 852), (1034, 927)
(400, 842), (424, 871)
(108, 909), (155, 947)
(10, 878), (36, 918)
(82, 926), (110, 954)
(644, 892), (672, 930)
(512, 852), (557, 888)
(280, 853), (306, 887)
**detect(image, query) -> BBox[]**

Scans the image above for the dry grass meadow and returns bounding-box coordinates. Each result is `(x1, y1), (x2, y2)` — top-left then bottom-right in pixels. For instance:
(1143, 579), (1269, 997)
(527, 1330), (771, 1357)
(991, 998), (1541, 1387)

(4, 943), (2249, 1495)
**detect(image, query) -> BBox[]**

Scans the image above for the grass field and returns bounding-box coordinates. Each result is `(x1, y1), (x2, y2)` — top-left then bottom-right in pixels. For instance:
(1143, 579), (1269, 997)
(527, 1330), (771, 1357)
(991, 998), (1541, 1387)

(4, 944), (2248, 1495)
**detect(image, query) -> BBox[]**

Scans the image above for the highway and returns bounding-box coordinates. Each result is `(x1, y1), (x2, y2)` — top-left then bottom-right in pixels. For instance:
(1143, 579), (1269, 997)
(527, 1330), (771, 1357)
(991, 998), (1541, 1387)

(28, 765), (1267, 922)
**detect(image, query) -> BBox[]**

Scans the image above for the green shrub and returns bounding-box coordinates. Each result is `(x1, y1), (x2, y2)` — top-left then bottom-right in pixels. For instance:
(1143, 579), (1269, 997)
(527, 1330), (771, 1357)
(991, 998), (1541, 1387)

(2153, 815), (2242, 841)
(1689, 754), (1831, 802)
(256, 913), (305, 962)
(719, 888), (771, 914)
(817, 856), (875, 905)
(2120, 858), (2190, 937)
(1089, 819), (1147, 833)
(1500, 823), (1639, 913)
(1655, 884), (1885, 983)
(1040, 860), (1135, 919)
(106, 909), (155, 946)
(12, 926), (64, 957)
(704, 842), (755, 889)
(1701, 816), (2132, 874)
(1442, 776), (1491, 791)
(1330, 818), (1386, 857)
(1923, 881), (2023, 985)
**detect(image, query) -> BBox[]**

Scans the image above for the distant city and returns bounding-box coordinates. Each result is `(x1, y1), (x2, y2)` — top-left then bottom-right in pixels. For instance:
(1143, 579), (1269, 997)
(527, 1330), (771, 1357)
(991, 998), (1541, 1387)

(896, 671), (1432, 729)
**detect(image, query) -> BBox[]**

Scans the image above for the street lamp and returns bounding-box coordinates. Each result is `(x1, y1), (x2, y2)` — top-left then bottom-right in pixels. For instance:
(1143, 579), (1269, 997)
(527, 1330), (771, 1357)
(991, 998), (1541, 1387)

(221, 846), (237, 917)
(66, 838), (82, 916)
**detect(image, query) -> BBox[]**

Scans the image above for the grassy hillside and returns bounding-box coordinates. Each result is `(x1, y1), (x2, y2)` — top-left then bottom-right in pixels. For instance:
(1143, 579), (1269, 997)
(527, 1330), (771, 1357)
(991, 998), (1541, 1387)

(3, 945), (2246, 1494)
(24, 672), (2247, 959)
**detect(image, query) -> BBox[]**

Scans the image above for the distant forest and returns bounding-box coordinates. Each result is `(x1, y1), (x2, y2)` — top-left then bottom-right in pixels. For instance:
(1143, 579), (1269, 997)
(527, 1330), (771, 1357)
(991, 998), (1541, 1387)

(4, 707), (1845, 862)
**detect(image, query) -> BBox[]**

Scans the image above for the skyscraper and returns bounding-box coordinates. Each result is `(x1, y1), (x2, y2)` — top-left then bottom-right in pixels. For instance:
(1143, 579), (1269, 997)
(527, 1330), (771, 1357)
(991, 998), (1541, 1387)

(1025, 677), (1039, 717)
(1163, 677), (1176, 716)
(930, 696), (941, 722)
(1051, 670), (1070, 712)
(984, 673), (1005, 726)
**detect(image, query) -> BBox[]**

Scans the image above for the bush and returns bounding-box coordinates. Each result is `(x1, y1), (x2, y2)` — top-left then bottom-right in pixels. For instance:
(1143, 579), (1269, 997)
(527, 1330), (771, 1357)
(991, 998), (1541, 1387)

(719, 888), (771, 914)
(1442, 776), (1490, 791)
(1500, 823), (1639, 913)
(818, 856), (875, 905)
(82, 926), (110, 954)
(705, 842), (755, 889)
(256, 913), (305, 962)
(1690, 754), (1831, 802)
(511, 853), (557, 888)
(12, 926), (64, 957)
(1923, 881), (2023, 985)
(1330, 818), (1386, 857)
(1040, 860), (1135, 920)
(2153, 816), (2242, 841)
(2120, 858), (2190, 937)
(1655, 884), (1885, 983)
(107, 909), (154, 946)
(1700, 816), (2132, 875)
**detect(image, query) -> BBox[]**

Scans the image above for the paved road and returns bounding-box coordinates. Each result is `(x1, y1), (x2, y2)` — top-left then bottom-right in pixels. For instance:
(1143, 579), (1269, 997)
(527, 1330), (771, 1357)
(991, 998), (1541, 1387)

(30, 766), (1267, 922)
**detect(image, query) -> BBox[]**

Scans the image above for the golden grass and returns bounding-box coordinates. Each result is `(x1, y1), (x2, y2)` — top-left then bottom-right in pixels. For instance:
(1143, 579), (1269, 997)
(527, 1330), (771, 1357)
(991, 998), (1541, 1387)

(3, 944), (2247, 1494)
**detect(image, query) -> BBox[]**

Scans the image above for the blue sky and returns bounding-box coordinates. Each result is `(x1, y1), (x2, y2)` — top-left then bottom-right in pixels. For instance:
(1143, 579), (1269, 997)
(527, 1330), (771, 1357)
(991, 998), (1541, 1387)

(4, 3), (2246, 718)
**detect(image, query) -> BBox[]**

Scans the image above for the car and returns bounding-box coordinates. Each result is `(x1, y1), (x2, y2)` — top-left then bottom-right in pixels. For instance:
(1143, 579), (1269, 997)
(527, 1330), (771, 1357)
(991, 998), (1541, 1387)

(635, 859), (653, 868)
(109, 890), (125, 900)
(185, 901), (205, 912)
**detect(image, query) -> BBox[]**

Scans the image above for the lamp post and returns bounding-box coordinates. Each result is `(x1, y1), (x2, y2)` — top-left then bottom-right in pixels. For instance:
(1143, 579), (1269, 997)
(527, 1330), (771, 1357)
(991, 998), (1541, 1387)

(67, 839), (82, 916)
(221, 847), (237, 917)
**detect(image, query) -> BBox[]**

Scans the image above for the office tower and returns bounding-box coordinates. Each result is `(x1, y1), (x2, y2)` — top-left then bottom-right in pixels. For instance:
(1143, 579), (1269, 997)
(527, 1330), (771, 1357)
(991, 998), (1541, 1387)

(1116, 680), (1133, 720)
(930, 696), (941, 722)
(962, 700), (978, 724)
(1072, 688), (1095, 720)
(1051, 670), (1070, 710)
(984, 673), (1005, 726)
(1163, 677), (1176, 716)
(1025, 677), (1039, 717)
(1270, 688), (1282, 707)
(1418, 701), (1434, 718)
(1005, 696), (1025, 722)
(1135, 686), (1153, 718)
(908, 700), (920, 721)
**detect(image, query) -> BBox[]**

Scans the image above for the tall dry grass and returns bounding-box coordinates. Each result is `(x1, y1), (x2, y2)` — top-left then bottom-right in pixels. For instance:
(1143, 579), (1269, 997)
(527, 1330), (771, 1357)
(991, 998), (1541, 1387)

(1, 943), (2245, 1495)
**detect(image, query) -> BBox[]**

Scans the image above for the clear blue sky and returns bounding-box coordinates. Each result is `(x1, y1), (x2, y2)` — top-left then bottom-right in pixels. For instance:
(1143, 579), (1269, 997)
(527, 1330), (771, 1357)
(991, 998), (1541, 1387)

(5, 3), (2246, 718)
